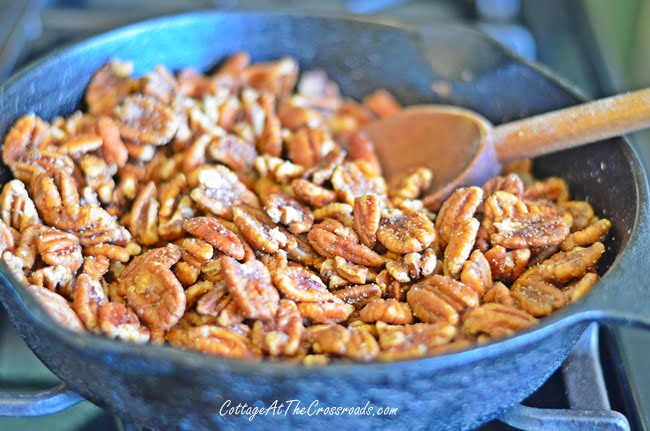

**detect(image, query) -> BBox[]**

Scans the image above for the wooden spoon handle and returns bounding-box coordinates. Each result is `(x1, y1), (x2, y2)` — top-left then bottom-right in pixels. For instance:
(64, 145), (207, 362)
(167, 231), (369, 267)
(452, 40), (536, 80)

(491, 87), (650, 163)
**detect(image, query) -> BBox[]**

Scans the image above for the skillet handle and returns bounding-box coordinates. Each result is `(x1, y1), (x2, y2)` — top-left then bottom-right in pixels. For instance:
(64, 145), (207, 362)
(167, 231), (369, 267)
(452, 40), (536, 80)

(0, 383), (84, 417)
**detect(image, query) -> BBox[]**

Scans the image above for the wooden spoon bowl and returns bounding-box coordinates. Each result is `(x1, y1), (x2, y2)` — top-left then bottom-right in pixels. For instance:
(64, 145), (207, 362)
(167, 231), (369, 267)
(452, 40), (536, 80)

(366, 88), (650, 209)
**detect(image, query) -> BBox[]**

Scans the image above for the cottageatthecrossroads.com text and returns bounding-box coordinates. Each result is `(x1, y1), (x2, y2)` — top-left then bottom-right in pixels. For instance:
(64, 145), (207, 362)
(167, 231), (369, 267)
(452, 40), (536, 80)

(219, 399), (399, 421)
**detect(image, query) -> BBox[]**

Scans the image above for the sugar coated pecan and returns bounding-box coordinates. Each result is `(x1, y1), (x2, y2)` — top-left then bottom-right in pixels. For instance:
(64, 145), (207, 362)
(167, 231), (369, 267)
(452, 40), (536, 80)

(221, 255), (279, 320)
(436, 187), (483, 246)
(252, 299), (303, 357)
(189, 165), (259, 219)
(491, 213), (570, 249)
(298, 301), (354, 324)
(563, 272), (599, 303)
(1, 180), (41, 232)
(359, 298), (413, 324)
(308, 223), (383, 267)
(463, 303), (537, 338)
(482, 173), (524, 199)
(264, 192), (314, 234)
(460, 250), (492, 296)
(407, 275), (479, 325)
(308, 323), (379, 361)
(482, 191), (528, 235)
(2, 114), (50, 165)
(273, 265), (335, 302)
(353, 194), (382, 248)
(483, 282), (514, 306)
(523, 177), (569, 202)
(85, 60), (133, 116)
(334, 283), (381, 308)
(233, 205), (290, 253)
(377, 208), (436, 253)
(560, 219), (611, 251)
(377, 321), (456, 361)
(331, 161), (386, 205)
(25, 283), (84, 332)
(443, 217), (479, 278)
(512, 277), (566, 317)
(537, 242), (605, 284)
(37, 228), (83, 274)
(115, 95), (177, 146)
(98, 302), (150, 344)
(167, 325), (259, 360)
(184, 216), (244, 260)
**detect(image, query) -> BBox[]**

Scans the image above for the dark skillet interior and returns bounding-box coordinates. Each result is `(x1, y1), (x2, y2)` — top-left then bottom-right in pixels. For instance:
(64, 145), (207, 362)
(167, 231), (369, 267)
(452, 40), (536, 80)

(0, 12), (639, 371)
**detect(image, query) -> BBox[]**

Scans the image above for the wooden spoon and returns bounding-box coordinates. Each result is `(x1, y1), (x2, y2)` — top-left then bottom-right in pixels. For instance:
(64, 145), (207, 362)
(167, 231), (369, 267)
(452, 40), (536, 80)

(365, 88), (650, 209)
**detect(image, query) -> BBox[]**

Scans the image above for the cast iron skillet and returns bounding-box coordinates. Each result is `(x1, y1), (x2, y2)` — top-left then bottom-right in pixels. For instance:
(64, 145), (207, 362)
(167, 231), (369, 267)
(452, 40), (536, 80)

(0, 12), (648, 431)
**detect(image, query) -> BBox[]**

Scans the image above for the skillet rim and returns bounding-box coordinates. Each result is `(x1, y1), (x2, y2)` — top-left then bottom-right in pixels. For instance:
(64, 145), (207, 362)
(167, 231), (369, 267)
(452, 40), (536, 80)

(0, 10), (646, 376)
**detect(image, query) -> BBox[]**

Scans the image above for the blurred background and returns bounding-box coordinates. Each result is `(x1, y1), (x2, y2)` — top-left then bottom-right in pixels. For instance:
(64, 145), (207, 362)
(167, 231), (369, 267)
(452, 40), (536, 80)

(0, 1), (648, 430)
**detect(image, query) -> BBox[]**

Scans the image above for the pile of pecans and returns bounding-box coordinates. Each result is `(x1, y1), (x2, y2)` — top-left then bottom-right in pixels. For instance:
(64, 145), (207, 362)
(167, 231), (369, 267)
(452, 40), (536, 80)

(0, 53), (611, 364)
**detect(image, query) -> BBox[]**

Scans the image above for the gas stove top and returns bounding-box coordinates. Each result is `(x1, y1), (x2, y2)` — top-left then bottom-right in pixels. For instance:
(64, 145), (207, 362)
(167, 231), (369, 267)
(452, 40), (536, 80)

(0, 1), (648, 430)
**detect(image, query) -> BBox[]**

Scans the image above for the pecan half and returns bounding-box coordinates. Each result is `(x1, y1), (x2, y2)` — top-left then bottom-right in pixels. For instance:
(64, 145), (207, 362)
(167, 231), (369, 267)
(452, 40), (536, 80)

(252, 299), (304, 357)
(463, 303), (537, 338)
(563, 272), (599, 303)
(37, 228), (83, 274)
(308, 223), (383, 267)
(482, 173), (524, 199)
(273, 265), (335, 302)
(308, 323), (379, 361)
(2, 114), (51, 165)
(376, 321), (457, 361)
(167, 325), (260, 360)
(482, 191), (528, 235)
(353, 194), (382, 248)
(388, 167), (433, 203)
(233, 205), (291, 253)
(221, 256), (280, 320)
(491, 213), (570, 249)
(483, 282), (514, 306)
(560, 219), (611, 251)
(333, 256), (369, 284)
(286, 128), (332, 168)
(359, 298), (413, 324)
(115, 95), (177, 146)
(377, 208), (437, 254)
(443, 217), (479, 278)
(124, 181), (159, 245)
(184, 216), (244, 260)
(207, 134), (257, 172)
(85, 60), (133, 116)
(73, 274), (108, 331)
(460, 250), (492, 296)
(98, 302), (150, 344)
(25, 284), (84, 332)
(537, 242), (605, 284)
(523, 177), (569, 202)
(1, 180), (41, 232)
(298, 301), (354, 324)
(407, 275), (479, 325)
(485, 245), (531, 283)
(195, 282), (245, 327)
(512, 277), (566, 317)
(435, 187), (483, 246)
(291, 178), (337, 208)
(334, 283), (381, 308)
(189, 165), (259, 220)
(331, 161), (386, 205)
(558, 201), (594, 232)
(264, 192), (314, 234)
